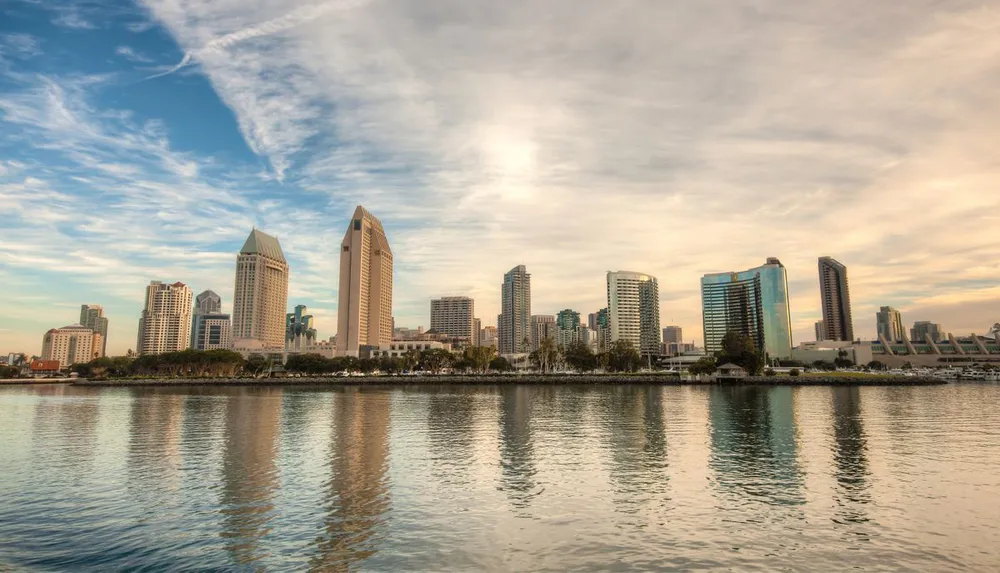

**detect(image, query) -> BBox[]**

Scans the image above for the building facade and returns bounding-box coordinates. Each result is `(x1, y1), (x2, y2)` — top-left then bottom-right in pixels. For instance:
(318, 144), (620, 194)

(607, 271), (661, 357)
(337, 206), (393, 357)
(480, 325), (498, 348)
(137, 281), (193, 355)
(191, 290), (231, 351)
(530, 315), (557, 351)
(876, 306), (905, 343)
(662, 325), (683, 344)
(192, 315), (232, 351)
(286, 304), (317, 352)
(499, 265), (531, 354)
(430, 296), (475, 342)
(911, 321), (944, 343)
(594, 307), (610, 349)
(371, 340), (452, 358)
(472, 318), (482, 346)
(815, 320), (826, 342)
(701, 258), (793, 359)
(818, 257), (854, 342)
(194, 289), (222, 315)
(232, 229), (289, 349)
(556, 309), (582, 347)
(41, 324), (101, 367)
(79, 305), (108, 358)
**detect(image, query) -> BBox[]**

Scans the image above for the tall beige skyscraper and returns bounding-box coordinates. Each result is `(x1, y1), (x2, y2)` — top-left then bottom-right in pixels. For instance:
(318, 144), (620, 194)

(500, 265), (531, 354)
(232, 229), (289, 349)
(337, 206), (393, 357)
(818, 256), (854, 341)
(136, 281), (193, 355)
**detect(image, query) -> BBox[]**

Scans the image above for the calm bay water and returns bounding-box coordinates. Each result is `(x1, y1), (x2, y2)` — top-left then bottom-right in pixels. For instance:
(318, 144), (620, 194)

(1, 383), (999, 571)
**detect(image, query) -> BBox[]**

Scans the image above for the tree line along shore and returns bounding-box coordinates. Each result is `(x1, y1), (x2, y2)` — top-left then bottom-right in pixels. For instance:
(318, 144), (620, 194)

(5, 332), (948, 386)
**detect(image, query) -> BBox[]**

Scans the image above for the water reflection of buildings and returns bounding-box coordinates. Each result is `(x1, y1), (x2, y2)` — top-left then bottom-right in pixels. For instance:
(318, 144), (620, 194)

(426, 387), (479, 486)
(708, 386), (804, 505)
(32, 385), (103, 482)
(127, 388), (187, 495)
(219, 387), (283, 568)
(311, 388), (391, 571)
(601, 386), (668, 511)
(497, 386), (538, 509)
(830, 387), (871, 528)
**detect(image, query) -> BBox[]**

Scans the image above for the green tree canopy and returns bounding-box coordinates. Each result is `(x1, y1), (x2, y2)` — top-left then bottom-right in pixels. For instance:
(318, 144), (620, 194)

(688, 356), (717, 376)
(715, 331), (764, 375)
(606, 339), (641, 372)
(489, 356), (513, 372)
(563, 341), (597, 373)
(463, 346), (496, 373)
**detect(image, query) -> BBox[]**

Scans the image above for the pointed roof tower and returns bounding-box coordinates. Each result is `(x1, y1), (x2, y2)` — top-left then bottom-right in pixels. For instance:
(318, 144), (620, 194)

(241, 228), (286, 262)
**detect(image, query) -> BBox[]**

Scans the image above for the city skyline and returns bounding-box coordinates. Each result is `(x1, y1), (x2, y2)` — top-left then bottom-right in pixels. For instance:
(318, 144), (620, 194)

(2, 1), (999, 354)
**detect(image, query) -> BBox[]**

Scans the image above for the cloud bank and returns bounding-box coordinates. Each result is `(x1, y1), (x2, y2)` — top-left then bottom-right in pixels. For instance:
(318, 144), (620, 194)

(1, 0), (999, 353)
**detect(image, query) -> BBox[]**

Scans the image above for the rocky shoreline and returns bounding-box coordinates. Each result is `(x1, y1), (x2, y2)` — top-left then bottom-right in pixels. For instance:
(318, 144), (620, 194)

(71, 374), (948, 387)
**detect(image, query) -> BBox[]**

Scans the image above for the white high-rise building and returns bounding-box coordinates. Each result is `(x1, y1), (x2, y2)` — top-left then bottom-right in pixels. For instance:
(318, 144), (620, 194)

(607, 271), (661, 357)
(337, 206), (393, 357)
(232, 229), (289, 349)
(136, 281), (193, 355)
(430, 296), (475, 341)
(500, 265), (531, 354)
(41, 324), (101, 367)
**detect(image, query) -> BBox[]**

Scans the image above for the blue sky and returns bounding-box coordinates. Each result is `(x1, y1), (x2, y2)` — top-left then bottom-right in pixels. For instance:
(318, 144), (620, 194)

(2, 0), (999, 355)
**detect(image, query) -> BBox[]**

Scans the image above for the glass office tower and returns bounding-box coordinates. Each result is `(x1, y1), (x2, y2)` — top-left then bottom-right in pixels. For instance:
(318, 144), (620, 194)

(701, 258), (792, 359)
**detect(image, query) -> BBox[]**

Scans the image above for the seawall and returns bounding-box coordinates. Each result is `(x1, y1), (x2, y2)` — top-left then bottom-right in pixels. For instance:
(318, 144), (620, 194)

(71, 374), (948, 387)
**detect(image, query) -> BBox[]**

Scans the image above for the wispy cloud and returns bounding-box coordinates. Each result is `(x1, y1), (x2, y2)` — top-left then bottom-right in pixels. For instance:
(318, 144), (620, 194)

(51, 9), (97, 30)
(134, 0), (1000, 343)
(115, 45), (154, 64)
(2, 0), (1000, 354)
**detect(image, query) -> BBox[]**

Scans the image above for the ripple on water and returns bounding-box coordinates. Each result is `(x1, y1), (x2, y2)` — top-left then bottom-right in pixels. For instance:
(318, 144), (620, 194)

(1, 383), (1000, 571)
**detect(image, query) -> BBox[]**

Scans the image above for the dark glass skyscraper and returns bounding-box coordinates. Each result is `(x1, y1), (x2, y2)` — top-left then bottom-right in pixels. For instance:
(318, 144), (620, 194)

(818, 257), (854, 342)
(701, 258), (792, 359)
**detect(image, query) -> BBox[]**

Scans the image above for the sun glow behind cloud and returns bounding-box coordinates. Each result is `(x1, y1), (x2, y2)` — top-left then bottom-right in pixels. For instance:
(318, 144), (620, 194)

(1, 0), (999, 354)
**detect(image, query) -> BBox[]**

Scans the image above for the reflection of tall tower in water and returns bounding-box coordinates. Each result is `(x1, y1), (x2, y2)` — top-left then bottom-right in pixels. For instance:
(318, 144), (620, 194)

(601, 387), (668, 505)
(311, 388), (391, 571)
(127, 389), (187, 495)
(426, 387), (479, 484)
(830, 387), (871, 525)
(497, 386), (538, 509)
(708, 386), (804, 504)
(219, 388), (283, 568)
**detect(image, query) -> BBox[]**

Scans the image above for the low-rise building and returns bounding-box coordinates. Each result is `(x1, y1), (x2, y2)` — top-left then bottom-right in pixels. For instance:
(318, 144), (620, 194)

(792, 340), (873, 366)
(30, 360), (62, 377)
(371, 340), (453, 358)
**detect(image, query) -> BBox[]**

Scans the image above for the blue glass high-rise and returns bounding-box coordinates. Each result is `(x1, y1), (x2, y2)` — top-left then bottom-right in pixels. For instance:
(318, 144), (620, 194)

(701, 258), (792, 359)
